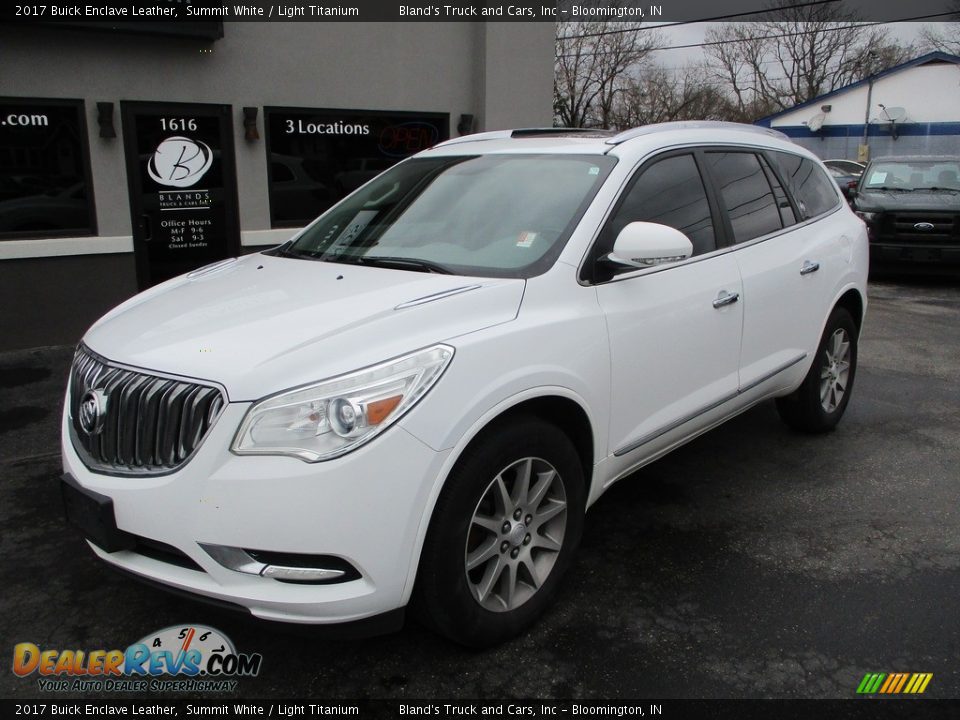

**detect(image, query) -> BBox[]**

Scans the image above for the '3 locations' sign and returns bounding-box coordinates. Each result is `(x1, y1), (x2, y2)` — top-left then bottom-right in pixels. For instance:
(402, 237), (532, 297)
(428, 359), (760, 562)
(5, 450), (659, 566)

(264, 107), (449, 228)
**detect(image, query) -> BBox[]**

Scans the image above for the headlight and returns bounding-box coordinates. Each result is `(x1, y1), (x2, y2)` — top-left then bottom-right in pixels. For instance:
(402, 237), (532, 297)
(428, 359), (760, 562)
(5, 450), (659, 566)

(232, 344), (454, 462)
(855, 211), (879, 223)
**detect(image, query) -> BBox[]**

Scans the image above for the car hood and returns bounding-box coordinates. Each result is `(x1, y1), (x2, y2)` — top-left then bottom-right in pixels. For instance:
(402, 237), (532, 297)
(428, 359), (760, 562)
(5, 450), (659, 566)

(855, 190), (960, 212)
(83, 253), (525, 400)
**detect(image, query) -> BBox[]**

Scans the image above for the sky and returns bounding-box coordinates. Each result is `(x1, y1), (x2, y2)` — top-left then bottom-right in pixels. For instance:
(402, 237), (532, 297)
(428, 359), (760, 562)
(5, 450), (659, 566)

(650, 21), (945, 71)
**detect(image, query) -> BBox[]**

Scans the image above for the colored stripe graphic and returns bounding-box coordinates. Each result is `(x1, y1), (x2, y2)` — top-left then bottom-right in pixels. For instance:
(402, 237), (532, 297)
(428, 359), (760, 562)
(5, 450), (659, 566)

(857, 672), (932, 694)
(856, 673), (886, 694)
(879, 674), (896, 693)
(893, 673), (909, 693)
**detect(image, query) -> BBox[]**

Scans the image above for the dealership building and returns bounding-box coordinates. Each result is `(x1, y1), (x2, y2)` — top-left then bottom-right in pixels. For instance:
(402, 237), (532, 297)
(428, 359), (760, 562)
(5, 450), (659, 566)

(0, 21), (554, 350)
(756, 52), (960, 163)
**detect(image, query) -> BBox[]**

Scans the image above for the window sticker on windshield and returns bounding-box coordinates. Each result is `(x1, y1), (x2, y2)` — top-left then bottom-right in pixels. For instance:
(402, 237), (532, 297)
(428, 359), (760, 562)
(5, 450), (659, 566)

(870, 171), (887, 184)
(331, 210), (378, 248)
(588, 166), (600, 175)
(516, 231), (538, 248)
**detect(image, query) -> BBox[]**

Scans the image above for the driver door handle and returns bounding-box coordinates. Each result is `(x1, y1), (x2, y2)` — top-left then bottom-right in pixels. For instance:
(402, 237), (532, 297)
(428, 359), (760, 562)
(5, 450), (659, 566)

(713, 290), (740, 308)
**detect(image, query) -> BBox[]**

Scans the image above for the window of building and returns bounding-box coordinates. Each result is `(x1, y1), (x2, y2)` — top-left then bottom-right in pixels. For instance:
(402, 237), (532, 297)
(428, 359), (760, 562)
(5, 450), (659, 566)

(608, 153), (717, 257)
(0, 98), (96, 239)
(264, 108), (449, 228)
(705, 152), (782, 243)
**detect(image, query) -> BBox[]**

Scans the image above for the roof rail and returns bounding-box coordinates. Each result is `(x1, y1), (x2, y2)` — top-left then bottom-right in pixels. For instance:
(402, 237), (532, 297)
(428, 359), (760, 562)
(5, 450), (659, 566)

(434, 127), (617, 147)
(510, 127), (617, 138)
(433, 130), (514, 147)
(606, 121), (789, 145)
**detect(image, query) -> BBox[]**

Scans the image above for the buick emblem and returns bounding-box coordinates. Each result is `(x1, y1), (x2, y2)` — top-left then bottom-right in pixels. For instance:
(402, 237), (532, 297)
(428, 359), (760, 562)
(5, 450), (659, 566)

(914, 222), (935, 231)
(79, 389), (108, 435)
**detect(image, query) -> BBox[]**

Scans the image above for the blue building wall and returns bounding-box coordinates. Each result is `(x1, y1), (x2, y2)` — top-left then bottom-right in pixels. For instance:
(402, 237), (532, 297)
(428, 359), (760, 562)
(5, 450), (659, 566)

(766, 122), (960, 161)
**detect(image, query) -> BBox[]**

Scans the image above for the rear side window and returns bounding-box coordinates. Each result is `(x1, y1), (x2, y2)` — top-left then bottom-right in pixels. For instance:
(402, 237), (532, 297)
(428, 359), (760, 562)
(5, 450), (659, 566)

(704, 152), (782, 243)
(759, 155), (797, 228)
(607, 153), (716, 256)
(770, 152), (840, 219)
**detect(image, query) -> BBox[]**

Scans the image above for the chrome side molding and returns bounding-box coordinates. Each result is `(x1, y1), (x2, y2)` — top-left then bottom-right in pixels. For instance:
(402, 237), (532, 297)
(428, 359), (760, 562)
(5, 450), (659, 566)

(614, 353), (808, 457)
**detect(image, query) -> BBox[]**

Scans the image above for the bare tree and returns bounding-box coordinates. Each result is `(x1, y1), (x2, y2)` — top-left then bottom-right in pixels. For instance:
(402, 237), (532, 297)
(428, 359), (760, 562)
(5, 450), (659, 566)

(554, 22), (661, 128)
(610, 62), (731, 127)
(920, 4), (960, 54)
(705, 0), (914, 120)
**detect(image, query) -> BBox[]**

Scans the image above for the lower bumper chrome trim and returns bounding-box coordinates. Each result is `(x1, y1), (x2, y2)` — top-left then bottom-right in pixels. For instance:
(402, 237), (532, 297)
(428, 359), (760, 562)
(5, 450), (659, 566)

(199, 542), (348, 583)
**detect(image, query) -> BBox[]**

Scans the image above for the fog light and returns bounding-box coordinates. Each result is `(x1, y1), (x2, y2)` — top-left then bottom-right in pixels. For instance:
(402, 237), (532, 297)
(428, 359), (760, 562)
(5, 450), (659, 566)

(199, 543), (360, 584)
(261, 565), (343, 582)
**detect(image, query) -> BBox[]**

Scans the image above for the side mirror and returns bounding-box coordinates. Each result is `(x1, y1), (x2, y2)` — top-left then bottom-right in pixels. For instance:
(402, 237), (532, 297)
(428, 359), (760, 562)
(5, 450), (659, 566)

(607, 222), (693, 269)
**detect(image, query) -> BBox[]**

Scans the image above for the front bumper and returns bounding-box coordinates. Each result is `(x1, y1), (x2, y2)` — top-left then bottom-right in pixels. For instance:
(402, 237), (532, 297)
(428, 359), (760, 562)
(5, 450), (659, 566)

(869, 241), (960, 269)
(61, 401), (451, 624)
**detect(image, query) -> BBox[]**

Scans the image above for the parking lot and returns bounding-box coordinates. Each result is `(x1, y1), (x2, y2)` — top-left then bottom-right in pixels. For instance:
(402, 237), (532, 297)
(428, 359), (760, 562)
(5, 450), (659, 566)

(1, 278), (958, 700)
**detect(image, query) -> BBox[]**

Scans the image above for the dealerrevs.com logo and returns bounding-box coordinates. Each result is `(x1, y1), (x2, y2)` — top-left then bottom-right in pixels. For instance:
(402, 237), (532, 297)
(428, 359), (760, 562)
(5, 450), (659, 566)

(13, 625), (262, 693)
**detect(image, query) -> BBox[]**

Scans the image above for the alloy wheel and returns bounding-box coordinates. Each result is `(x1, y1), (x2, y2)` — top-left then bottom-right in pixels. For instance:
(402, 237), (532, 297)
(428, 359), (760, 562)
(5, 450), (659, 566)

(464, 457), (567, 612)
(820, 327), (851, 413)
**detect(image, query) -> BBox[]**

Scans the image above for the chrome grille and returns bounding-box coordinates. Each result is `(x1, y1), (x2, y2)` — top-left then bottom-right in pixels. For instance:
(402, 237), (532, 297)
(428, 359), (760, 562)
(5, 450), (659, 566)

(69, 345), (226, 475)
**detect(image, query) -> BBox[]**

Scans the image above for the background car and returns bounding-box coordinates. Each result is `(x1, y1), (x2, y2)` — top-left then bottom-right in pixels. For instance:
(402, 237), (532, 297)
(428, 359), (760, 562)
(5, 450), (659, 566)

(825, 159), (865, 178)
(852, 155), (960, 274)
(827, 166), (859, 200)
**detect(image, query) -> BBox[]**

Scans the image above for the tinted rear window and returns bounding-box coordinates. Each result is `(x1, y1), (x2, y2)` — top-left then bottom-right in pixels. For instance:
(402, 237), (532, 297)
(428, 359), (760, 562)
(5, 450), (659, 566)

(770, 152), (839, 219)
(705, 152), (782, 243)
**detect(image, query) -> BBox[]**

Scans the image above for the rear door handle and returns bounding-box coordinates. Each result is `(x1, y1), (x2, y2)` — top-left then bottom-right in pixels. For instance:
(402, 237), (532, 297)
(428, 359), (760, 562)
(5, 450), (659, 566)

(800, 260), (820, 275)
(713, 290), (740, 308)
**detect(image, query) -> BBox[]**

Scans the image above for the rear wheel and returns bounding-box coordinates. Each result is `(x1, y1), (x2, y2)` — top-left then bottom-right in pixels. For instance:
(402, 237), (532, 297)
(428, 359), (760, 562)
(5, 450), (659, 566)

(413, 416), (585, 647)
(776, 306), (858, 433)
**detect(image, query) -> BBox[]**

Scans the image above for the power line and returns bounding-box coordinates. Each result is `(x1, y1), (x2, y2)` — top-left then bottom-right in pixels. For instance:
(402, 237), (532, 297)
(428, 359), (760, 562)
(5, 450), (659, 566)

(558, 0), (841, 40)
(556, 11), (957, 58)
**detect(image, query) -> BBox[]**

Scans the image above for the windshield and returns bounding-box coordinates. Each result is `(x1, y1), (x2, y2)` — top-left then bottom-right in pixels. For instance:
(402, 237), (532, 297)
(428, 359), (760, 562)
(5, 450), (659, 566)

(272, 154), (616, 278)
(862, 160), (960, 191)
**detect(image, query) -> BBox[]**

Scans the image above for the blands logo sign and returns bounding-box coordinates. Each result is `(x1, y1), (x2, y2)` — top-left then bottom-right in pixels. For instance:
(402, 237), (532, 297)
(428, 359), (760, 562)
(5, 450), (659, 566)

(148, 136), (213, 188)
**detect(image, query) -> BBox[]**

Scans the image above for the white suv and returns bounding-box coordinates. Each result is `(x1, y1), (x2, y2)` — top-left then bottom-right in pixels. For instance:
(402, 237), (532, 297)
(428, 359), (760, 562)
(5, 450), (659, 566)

(61, 122), (868, 647)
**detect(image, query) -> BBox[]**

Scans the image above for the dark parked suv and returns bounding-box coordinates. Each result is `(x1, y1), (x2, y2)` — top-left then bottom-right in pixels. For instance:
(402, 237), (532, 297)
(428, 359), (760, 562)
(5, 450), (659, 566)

(852, 156), (960, 273)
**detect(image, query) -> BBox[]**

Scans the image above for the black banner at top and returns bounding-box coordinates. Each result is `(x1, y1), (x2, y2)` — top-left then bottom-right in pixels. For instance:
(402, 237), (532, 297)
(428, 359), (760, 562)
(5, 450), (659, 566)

(3, 0), (959, 24)
(2, 699), (960, 719)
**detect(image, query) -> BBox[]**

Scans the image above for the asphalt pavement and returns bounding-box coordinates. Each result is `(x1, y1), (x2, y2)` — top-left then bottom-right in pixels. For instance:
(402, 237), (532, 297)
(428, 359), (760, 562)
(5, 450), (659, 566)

(1, 278), (958, 700)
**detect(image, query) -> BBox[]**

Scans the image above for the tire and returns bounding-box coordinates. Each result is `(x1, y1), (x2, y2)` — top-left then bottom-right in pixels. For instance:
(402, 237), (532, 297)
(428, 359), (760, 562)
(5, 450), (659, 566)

(776, 306), (858, 433)
(413, 415), (585, 648)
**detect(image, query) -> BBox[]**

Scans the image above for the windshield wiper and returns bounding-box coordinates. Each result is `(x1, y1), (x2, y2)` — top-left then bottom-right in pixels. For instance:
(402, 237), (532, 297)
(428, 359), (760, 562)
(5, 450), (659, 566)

(271, 243), (313, 259)
(355, 256), (453, 274)
(918, 187), (960, 193)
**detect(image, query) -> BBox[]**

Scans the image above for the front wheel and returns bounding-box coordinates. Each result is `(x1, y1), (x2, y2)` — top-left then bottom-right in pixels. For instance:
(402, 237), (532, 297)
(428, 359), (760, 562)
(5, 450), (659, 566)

(413, 416), (585, 648)
(776, 306), (858, 433)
